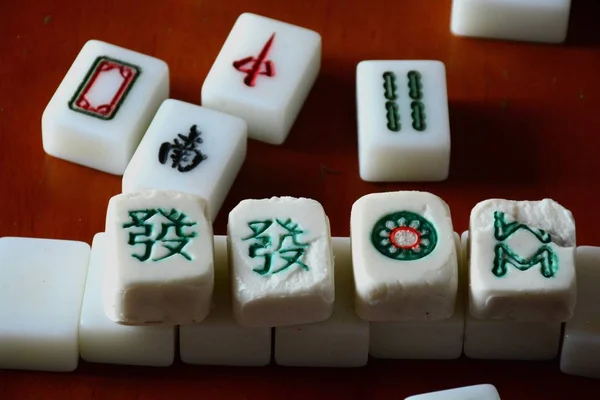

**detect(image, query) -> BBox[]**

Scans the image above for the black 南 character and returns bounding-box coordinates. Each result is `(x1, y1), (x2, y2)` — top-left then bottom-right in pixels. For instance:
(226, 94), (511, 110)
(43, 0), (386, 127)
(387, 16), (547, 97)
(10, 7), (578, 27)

(158, 124), (208, 172)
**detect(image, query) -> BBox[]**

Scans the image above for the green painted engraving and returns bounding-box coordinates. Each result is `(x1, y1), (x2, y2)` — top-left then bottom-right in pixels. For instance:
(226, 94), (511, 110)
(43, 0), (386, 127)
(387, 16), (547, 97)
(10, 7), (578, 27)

(491, 211), (557, 278)
(383, 72), (400, 132)
(407, 70), (426, 131)
(385, 101), (401, 132)
(383, 71), (398, 101)
(242, 218), (310, 275)
(371, 211), (437, 261)
(407, 70), (423, 100)
(493, 211), (551, 243)
(411, 101), (426, 131)
(123, 208), (198, 262)
(493, 243), (558, 278)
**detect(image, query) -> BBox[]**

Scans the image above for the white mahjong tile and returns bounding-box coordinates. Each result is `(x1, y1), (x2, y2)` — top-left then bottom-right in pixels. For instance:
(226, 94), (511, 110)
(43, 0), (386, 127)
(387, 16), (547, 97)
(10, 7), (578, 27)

(202, 13), (321, 145)
(451, 0), (571, 43)
(0, 237), (90, 371)
(351, 191), (458, 322)
(469, 199), (576, 322)
(404, 384), (501, 400)
(356, 60), (450, 182)
(104, 190), (214, 326)
(122, 99), (247, 221)
(228, 197), (334, 327)
(42, 40), (169, 174)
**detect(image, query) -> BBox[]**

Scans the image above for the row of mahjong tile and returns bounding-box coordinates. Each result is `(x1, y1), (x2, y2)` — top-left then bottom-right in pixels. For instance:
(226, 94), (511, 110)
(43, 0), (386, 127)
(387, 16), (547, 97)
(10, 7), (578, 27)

(42, 12), (454, 200)
(101, 190), (576, 328)
(0, 218), (596, 379)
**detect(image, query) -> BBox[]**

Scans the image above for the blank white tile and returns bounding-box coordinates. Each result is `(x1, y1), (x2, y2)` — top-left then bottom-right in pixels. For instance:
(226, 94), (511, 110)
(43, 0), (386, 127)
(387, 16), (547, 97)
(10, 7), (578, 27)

(122, 99), (247, 221)
(451, 0), (571, 44)
(80, 233), (175, 366)
(0, 237), (90, 371)
(274, 237), (369, 367)
(462, 231), (561, 360)
(561, 246), (600, 378)
(42, 40), (169, 175)
(369, 233), (464, 359)
(202, 13), (321, 145)
(405, 384), (500, 400)
(356, 60), (450, 182)
(180, 235), (271, 366)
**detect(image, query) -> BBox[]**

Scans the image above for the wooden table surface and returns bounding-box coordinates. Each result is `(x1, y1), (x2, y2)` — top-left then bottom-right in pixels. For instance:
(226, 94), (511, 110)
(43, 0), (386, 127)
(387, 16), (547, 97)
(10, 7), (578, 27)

(1, 0), (600, 398)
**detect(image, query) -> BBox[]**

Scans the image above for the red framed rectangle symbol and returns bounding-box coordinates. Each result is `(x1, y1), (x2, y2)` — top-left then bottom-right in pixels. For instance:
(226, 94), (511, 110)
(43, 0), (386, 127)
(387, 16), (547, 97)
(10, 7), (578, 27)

(68, 55), (141, 120)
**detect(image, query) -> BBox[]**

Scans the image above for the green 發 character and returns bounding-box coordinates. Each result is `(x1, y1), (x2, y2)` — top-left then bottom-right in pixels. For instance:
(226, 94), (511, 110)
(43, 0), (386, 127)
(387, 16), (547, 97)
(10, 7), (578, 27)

(491, 211), (558, 278)
(123, 208), (198, 262)
(243, 218), (310, 275)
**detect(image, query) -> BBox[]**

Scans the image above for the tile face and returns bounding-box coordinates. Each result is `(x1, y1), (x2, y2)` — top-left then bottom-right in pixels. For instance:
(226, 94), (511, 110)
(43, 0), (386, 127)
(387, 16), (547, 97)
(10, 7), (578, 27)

(369, 233), (464, 359)
(0, 237), (90, 371)
(275, 237), (369, 367)
(405, 384), (500, 400)
(469, 199), (576, 322)
(80, 234), (175, 366)
(180, 236), (271, 366)
(451, 0), (571, 44)
(228, 197), (334, 327)
(462, 231), (561, 360)
(561, 246), (600, 378)
(351, 191), (458, 322)
(122, 99), (247, 221)
(104, 190), (214, 326)
(202, 13), (321, 145)
(42, 40), (169, 175)
(356, 60), (450, 182)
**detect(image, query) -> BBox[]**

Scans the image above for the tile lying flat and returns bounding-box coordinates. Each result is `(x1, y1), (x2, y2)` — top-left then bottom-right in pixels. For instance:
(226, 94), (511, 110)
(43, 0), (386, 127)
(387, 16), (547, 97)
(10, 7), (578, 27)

(274, 237), (369, 367)
(80, 233), (175, 366)
(451, 0), (571, 44)
(405, 384), (500, 400)
(202, 13), (321, 145)
(42, 39), (169, 175)
(122, 99), (247, 221)
(356, 61), (451, 182)
(0, 237), (90, 371)
(180, 235), (272, 366)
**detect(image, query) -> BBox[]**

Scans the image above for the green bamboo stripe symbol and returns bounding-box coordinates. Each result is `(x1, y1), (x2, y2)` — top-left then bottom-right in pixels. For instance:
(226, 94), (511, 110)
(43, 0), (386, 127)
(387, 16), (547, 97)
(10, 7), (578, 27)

(383, 72), (400, 132)
(407, 71), (426, 131)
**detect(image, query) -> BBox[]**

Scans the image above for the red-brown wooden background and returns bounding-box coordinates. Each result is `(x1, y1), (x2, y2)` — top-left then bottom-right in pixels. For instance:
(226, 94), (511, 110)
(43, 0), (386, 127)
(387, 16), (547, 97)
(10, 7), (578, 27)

(1, 0), (600, 398)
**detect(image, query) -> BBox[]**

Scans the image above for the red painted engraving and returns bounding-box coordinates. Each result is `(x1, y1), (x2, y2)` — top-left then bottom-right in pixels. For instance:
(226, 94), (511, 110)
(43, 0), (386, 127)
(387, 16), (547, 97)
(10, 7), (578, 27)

(232, 33), (276, 87)
(69, 56), (141, 120)
(389, 226), (421, 249)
